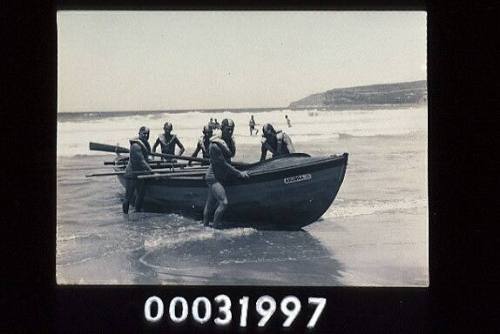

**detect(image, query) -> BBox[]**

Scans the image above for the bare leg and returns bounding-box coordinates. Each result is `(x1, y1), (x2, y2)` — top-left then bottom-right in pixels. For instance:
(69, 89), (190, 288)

(203, 186), (217, 226)
(211, 182), (228, 228)
(123, 178), (136, 214)
(134, 180), (146, 212)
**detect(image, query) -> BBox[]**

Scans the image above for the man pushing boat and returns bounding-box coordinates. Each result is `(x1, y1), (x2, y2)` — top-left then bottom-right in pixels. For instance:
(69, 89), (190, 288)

(203, 119), (249, 228)
(122, 126), (153, 214)
(260, 123), (295, 161)
(189, 125), (212, 166)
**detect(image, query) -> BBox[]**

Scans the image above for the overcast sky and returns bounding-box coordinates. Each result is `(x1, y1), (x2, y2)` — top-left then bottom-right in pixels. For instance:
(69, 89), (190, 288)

(57, 11), (426, 112)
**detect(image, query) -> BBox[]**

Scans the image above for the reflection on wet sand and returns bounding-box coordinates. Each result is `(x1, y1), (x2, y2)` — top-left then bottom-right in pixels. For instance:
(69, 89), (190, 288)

(130, 229), (343, 285)
(58, 124), (428, 286)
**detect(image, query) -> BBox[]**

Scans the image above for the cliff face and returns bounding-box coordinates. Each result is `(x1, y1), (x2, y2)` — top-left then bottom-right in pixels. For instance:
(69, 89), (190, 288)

(289, 80), (427, 109)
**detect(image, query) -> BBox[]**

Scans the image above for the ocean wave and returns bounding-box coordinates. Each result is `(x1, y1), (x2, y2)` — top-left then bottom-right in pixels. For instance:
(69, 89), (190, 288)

(57, 233), (101, 242)
(339, 130), (424, 139)
(57, 107), (427, 157)
(219, 255), (331, 265)
(143, 225), (258, 251)
(58, 130), (425, 158)
(325, 198), (427, 218)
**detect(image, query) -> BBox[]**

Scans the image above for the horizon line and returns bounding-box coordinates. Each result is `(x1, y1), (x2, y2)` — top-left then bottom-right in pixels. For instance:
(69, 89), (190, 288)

(58, 78), (427, 114)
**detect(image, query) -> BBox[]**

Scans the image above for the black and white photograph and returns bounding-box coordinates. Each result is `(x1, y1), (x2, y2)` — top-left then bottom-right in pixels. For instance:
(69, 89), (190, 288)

(56, 11), (428, 286)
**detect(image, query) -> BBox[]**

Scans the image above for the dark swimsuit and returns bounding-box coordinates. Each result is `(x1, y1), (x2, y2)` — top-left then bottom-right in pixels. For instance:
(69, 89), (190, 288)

(157, 134), (178, 154)
(205, 138), (237, 185)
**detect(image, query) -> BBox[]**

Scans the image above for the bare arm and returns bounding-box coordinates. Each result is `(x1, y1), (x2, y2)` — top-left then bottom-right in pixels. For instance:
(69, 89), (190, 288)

(261, 137), (277, 156)
(283, 134), (295, 153)
(188, 142), (202, 166)
(228, 138), (236, 158)
(175, 136), (185, 156)
(260, 144), (268, 162)
(277, 137), (284, 155)
(152, 138), (160, 153)
(191, 142), (201, 158)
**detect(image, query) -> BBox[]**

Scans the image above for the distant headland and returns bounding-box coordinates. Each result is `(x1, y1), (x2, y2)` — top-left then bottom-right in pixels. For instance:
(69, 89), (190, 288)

(58, 80), (427, 122)
(288, 80), (427, 110)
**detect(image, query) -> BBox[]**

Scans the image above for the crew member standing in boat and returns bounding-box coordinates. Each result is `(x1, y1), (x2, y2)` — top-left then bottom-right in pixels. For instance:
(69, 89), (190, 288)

(260, 123), (295, 161)
(203, 119), (249, 228)
(122, 126), (153, 214)
(189, 125), (212, 166)
(213, 118), (221, 129)
(152, 122), (185, 160)
(208, 118), (216, 130)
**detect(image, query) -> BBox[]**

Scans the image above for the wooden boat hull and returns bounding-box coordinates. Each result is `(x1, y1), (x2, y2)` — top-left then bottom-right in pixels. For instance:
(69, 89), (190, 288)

(116, 153), (348, 230)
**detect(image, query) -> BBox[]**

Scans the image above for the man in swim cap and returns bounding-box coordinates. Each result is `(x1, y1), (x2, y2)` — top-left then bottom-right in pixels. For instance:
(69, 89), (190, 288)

(189, 125), (213, 165)
(122, 126), (153, 214)
(220, 118), (236, 157)
(152, 122), (185, 160)
(208, 118), (216, 130)
(260, 123), (295, 161)
(203, 118), (249, 228)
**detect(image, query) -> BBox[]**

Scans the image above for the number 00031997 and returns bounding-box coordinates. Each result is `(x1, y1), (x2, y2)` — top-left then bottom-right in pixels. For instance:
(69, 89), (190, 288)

(144, 295), (326, 329)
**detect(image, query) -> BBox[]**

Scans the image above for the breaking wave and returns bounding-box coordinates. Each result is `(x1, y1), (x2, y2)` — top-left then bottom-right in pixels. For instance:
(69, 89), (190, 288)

(325, 198), (427, 219)
(57, 106), (427, 157)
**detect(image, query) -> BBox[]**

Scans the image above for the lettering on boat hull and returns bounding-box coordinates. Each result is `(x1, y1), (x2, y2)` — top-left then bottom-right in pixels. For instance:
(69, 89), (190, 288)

(284, 174), (312, 184)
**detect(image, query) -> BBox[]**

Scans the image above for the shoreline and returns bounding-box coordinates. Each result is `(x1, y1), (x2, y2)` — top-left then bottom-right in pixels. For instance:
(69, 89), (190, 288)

(57, 107), (287, 122)
(57, 103), (426, 122)
(289, 103), (425, 111)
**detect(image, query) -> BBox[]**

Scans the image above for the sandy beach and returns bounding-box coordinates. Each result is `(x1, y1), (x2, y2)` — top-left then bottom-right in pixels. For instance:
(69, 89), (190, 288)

(57, 107), (427, 286)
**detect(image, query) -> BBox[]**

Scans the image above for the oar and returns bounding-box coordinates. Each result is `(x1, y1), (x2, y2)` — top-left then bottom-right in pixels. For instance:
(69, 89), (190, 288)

(90, 142), (209, 164)
(138, 171), (206, 180)
(90, 142), (250, 167)
(104, 160), (196, 168)
(86, 170), (149, 177)
(104, 161), (126, 165)
(86, 166), (208, 178)
(104, 161), (190, 169)
(177, 165), (209, 170)
(86, 168), (182, 178)
(90, 142), (130, 154)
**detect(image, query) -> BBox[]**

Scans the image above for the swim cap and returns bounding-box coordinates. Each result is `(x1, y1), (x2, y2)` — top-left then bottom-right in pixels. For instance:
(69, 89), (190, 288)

(203, 125), (213, 135)
(163, 122), (173, 131)
(262, 123), (276, 135)
(139, 126), (150, 134)
(221, 119), (235, 129)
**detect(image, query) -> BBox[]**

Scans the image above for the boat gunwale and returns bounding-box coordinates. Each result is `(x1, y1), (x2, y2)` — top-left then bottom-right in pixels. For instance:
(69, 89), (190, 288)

(117, 153), (348, 187)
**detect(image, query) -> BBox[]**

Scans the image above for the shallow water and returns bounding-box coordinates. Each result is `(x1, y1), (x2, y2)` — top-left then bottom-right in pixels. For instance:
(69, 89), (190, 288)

(57, 107), (428, 286)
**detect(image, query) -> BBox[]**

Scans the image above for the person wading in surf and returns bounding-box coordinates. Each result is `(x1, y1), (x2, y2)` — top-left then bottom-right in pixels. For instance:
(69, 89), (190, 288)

(152, 122), (185, 160)
(189, 125), (212, 166)
(260, 123), (295, 161)
(249, 115), (257, 135)
(122, 126), (153, 214)
(203, 119), (249, 228)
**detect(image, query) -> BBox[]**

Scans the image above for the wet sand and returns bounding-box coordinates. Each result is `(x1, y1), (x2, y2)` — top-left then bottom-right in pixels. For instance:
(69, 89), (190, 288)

(57, 129), (427, 286)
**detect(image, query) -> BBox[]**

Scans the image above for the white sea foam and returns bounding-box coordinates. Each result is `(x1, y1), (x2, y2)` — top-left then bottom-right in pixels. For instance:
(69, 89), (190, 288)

(325, 198), (427, 219)
(143, 225), (258, 251)
(57, 106), (427, 157)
